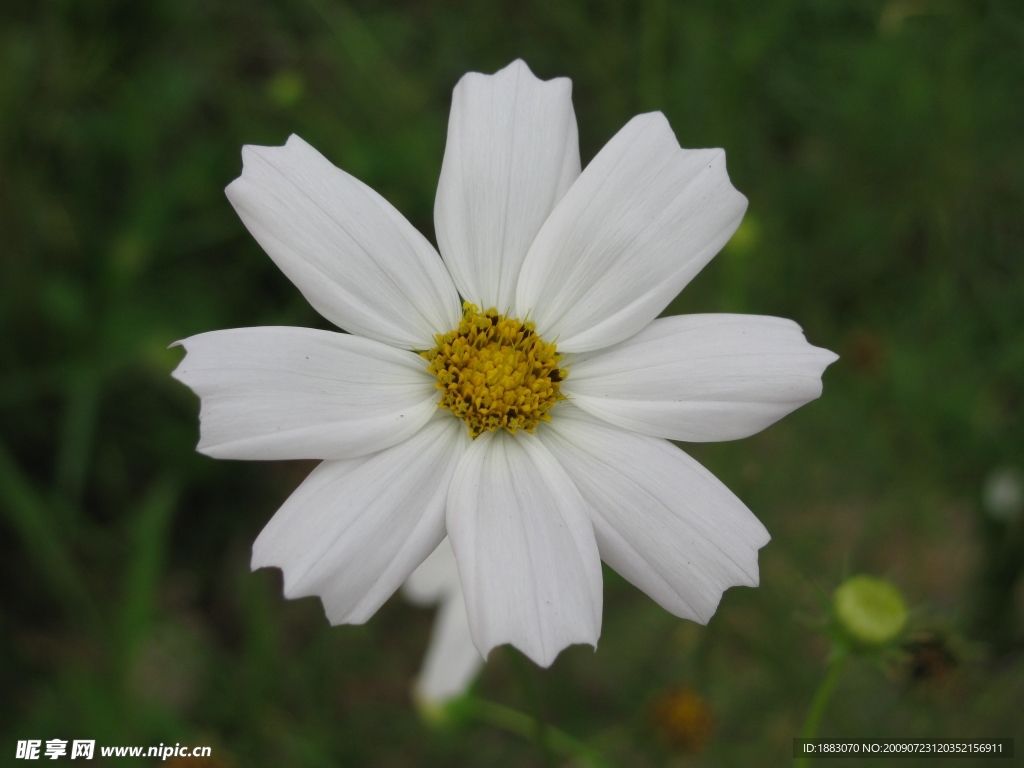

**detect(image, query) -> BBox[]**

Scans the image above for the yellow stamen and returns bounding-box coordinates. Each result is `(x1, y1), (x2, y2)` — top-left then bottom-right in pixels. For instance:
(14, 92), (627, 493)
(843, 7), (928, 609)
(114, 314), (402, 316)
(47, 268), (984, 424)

(423, 303), (566, 438)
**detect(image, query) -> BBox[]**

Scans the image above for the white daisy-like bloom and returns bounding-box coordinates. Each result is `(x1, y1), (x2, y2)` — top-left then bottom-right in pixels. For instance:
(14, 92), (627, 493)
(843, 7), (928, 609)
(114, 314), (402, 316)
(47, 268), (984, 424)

(172, 60), (837, 668)
(403, 538), (482, 704)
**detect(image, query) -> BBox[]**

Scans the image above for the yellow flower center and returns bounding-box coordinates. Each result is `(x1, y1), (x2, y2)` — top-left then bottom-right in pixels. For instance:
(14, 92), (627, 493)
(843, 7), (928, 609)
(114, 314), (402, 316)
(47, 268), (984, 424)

(424, 303), (566, 438)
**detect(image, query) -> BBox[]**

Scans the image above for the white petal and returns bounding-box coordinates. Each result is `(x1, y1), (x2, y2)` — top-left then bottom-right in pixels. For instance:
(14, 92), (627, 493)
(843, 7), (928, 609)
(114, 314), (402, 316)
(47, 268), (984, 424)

(539, 404), (770, 623)
(404, 539), (484, 703)
(515, 113), (747, 352)
(435, 60), (580, 312)
(446, 430), (602, 667)
(251, 415), (470, 625)
(171, 326), (440, 460)
(415, 593), (483, 704)
(404, 537), (461, 606)
(564, 314), (839, 442)
(226, 134), (461, 349)
(415, 592), (484, 704)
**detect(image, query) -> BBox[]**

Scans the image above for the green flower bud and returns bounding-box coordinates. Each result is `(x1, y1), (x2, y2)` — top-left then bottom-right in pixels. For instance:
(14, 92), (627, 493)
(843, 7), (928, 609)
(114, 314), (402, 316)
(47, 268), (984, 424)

(834, 575), (907, 646)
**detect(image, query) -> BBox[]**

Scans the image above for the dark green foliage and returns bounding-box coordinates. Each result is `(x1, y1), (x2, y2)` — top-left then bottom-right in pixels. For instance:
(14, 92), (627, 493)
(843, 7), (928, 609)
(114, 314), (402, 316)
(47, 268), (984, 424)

(1, 1), (1022, 765)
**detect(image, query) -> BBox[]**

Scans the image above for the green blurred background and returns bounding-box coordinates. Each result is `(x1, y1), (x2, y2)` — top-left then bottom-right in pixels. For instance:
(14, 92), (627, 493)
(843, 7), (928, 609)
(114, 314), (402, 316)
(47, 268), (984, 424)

(2, 0), (1023, 765)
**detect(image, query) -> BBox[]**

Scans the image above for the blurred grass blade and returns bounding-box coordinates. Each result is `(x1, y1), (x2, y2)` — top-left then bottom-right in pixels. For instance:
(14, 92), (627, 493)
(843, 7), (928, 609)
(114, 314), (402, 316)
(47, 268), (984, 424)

(119, 475), (179, 657)
(303, 0), (423, 110)
(0, 438), (100, 628)
(637, 0), (668, 110)
(0, 365), (69, 406)
(54, 368), (101, 512)
(240, 568), (281, 694)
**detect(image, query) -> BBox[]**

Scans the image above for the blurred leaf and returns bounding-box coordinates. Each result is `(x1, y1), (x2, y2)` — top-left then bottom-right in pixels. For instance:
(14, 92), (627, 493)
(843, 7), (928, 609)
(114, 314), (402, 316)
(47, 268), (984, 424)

(0, 438), (98, 628)
(119, 475), (179, 659)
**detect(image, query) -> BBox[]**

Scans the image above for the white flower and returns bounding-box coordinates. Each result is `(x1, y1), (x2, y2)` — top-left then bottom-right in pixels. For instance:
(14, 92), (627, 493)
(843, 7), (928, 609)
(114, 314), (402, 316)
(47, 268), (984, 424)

(403, 538), (483, 704)
(172, 60), (837, 668)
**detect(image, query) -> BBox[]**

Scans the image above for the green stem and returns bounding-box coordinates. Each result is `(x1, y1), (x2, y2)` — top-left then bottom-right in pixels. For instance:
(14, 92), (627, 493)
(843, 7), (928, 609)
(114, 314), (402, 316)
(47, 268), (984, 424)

(464, 695), (615, 768)
(795, 650), (849, 767)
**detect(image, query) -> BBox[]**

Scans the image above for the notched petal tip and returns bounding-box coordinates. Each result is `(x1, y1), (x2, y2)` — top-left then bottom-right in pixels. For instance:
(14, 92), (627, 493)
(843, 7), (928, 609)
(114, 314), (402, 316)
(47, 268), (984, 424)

(438, 57), (580, 313)
(700, 146), (747, 210)
(539, 407), (770, 624)
(517, 110), (751, 352)
(565, 314), (840, 442)
(499, 58), (533, 77)
(168, 344), (189, 383)
(455, 58), (572, 98)
(634, 109), (672, 131)
(469, 58), (532, 81)
(250, 531), (276, 572)
(246, 419), (466, 628)
(193, 441), (246, 461)
(447, 431), (602, 669)
(483, 637), (598, 670)
(236, 133), (309, 166)
(501, 58), (574, 92)
(805, 343), (841, 386)
(249, 547), (280, 574)
(229, 137), (303, 193)
(820, 347), (841, 366)
(224, 131), (460, 348)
